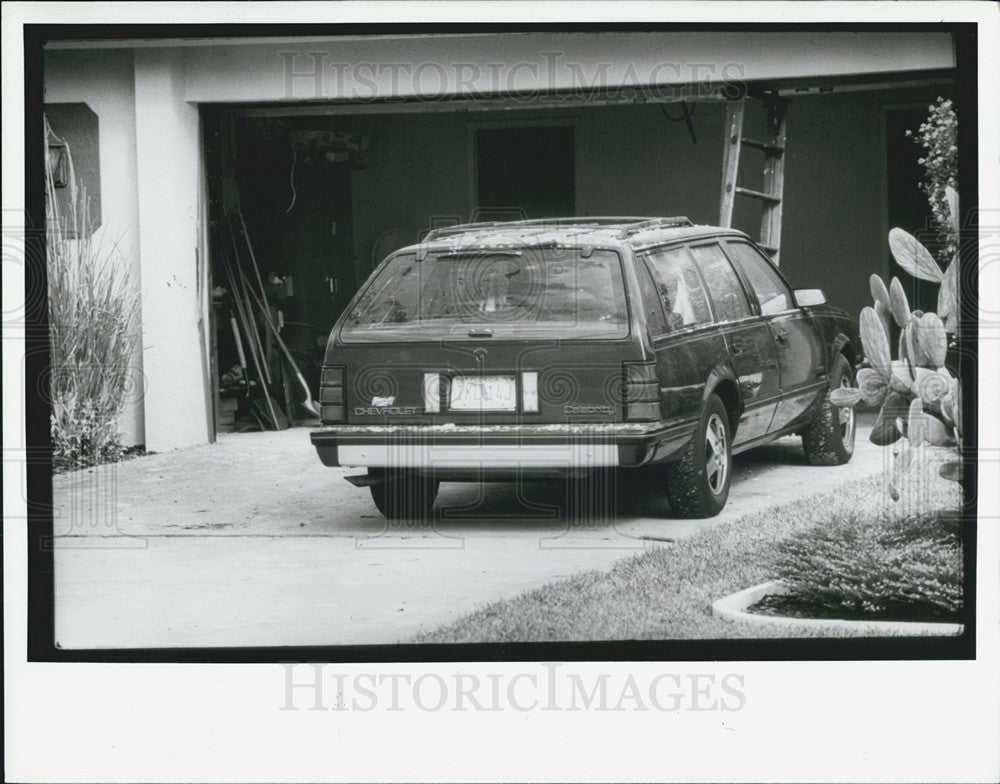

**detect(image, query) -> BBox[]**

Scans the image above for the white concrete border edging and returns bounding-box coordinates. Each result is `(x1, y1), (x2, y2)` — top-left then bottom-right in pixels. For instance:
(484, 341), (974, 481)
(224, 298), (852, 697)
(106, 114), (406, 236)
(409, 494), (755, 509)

(711, 580), (964, 636)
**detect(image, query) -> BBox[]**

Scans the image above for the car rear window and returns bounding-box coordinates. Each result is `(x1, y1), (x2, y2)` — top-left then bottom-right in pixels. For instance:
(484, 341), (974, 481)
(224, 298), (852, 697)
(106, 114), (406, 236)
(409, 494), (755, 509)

(340, 247), (630, 341)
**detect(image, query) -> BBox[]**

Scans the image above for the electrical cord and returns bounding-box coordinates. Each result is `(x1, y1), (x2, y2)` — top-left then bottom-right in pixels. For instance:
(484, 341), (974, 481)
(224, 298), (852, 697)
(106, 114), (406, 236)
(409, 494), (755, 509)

(658, 101), (696, 123)
(659, 102), (698, 144)
(285, 140), (297, 213)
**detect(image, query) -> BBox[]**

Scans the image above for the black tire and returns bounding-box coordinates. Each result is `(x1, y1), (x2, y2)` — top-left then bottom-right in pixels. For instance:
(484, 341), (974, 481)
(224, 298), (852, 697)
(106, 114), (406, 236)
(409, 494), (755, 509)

(664, 394), (732, 518)
(801, 354), (856, 466)
(369, 469), (439, 519)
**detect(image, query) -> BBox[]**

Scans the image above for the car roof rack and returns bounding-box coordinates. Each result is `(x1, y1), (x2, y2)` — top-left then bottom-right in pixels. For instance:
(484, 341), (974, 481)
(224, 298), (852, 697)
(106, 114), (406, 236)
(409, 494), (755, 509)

(613, 217), (694, 239)
(423, 216), (693, 242)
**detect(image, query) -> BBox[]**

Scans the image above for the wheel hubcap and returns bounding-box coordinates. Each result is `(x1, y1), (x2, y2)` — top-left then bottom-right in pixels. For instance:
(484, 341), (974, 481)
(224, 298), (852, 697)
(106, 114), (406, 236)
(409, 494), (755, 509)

(838, 376), (856, 445)
(705, 413), (728, 495)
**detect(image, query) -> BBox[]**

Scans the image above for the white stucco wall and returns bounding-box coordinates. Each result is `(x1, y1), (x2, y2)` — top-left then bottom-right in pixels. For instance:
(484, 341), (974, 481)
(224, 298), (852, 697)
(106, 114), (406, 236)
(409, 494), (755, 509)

(132, 49), (211, 452)
(45, 47), (211, 452)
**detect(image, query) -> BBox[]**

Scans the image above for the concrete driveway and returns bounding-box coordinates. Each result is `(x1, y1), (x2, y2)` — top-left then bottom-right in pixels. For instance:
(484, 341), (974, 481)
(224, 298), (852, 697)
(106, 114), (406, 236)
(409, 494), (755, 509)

(52, 419), (885, 648)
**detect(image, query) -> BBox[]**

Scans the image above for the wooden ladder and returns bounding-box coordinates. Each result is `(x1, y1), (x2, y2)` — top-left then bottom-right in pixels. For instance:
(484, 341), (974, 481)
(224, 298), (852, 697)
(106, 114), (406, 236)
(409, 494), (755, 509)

(718, 95), (788, 264)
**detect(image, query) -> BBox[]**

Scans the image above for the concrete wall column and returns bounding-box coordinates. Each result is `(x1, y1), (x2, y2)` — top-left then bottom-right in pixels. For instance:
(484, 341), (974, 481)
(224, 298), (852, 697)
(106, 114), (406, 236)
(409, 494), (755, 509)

(133, 49), (210, 451)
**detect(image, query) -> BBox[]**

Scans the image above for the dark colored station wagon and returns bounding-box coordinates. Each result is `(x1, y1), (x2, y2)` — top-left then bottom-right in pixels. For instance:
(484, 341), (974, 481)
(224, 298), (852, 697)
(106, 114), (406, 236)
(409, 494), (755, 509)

(311, 217), (860, 519)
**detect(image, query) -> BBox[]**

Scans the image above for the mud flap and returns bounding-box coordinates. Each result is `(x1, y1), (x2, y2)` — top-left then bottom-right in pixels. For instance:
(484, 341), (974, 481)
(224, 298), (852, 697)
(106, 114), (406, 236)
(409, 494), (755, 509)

(344, 472), (382, 487)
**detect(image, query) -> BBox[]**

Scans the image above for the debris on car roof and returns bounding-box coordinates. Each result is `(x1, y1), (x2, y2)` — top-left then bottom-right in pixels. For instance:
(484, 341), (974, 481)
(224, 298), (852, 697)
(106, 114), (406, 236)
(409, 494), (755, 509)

(423, 216), (692, 242)
(417, 216), (740, 254)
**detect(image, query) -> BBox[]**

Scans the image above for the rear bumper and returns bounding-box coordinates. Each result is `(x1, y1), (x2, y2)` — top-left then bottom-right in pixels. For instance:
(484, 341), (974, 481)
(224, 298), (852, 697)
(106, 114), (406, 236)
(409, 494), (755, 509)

(310, 420), (696, 473)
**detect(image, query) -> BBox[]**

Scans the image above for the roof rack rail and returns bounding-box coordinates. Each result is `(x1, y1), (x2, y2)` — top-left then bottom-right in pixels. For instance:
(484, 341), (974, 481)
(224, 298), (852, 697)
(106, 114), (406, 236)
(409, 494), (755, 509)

(615, 217), (693, 239)
(423, 221), (516, 241)
(423, 216), (693, 242)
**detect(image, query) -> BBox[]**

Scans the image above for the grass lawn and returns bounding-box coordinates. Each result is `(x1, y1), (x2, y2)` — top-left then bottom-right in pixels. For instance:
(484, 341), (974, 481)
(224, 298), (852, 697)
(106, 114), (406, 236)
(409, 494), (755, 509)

(411, 463), (963, 642)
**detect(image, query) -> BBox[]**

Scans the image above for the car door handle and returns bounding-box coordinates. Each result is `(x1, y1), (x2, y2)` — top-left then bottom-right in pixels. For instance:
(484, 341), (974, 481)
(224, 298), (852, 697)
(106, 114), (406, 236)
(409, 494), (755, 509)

(773, 330), (789, 345)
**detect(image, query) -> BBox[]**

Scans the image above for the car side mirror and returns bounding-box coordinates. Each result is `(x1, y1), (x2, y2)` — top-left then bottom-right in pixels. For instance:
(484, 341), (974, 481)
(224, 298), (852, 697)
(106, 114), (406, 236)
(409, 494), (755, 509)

(794, 288), (826, 307)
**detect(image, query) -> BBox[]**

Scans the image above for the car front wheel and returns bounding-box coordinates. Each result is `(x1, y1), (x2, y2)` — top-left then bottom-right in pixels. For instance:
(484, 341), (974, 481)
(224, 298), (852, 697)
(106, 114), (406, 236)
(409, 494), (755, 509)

(801, 354), (856, 465)
(369, 469), (439, 519)
(664, 394), (732, 518)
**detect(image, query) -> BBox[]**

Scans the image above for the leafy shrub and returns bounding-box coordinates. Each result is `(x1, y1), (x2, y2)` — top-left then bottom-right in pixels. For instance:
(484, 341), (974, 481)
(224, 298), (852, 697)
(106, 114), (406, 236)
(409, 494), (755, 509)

(767, 510), (963, 621)
(47, 118), (139, 471)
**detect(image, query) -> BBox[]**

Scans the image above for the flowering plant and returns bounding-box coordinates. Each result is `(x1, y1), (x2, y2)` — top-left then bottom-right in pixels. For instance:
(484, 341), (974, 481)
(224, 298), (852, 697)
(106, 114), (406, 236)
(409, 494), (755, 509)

(906, 97), (958, 263)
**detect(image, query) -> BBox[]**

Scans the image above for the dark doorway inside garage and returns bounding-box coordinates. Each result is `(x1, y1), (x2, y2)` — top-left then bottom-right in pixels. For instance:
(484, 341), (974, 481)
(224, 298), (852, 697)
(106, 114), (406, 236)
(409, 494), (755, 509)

(236, 127), (357, 360)
(476, 125), (575, 219)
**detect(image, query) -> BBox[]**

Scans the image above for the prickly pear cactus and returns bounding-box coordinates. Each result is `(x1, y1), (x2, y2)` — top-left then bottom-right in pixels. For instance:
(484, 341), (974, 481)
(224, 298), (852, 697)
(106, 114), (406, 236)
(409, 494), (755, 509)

(832, 186), (962, 499)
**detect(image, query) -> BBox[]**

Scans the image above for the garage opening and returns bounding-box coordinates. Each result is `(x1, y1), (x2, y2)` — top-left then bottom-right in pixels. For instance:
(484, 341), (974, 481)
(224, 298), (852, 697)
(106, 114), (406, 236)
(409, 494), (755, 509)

(200, 84), (948, 438)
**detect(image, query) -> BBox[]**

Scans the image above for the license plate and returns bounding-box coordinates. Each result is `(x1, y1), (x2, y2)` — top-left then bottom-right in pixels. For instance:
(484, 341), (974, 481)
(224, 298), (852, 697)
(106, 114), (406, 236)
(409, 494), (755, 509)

(449, 375), (517, 411)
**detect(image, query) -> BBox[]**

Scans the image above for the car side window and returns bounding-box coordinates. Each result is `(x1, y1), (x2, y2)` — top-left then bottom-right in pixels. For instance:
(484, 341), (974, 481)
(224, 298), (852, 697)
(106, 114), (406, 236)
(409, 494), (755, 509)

(633, 258), (669, 336)
(725, 241), (795, 316)
(686, 243), (753, 323)
(642, 247), (713, 329)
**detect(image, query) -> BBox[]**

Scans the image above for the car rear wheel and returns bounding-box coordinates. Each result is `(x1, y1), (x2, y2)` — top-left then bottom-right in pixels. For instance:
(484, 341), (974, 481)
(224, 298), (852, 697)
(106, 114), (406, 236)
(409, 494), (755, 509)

(801, 354), (856, 466)
(369, 469), (439, 520)
(664, 394), (732, 518)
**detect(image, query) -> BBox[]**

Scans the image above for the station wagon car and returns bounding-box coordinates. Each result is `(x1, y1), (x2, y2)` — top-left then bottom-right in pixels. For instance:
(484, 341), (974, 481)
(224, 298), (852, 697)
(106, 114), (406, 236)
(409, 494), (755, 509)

(311, 217), (860, 519)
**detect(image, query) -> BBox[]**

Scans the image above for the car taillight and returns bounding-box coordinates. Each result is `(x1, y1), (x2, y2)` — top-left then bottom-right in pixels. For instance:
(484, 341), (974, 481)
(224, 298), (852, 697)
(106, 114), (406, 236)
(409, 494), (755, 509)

(319, 366), (345, 423)
(423, 372), (441, 413)
(624, 361), (659, 421)
(521, 371), (539, 413)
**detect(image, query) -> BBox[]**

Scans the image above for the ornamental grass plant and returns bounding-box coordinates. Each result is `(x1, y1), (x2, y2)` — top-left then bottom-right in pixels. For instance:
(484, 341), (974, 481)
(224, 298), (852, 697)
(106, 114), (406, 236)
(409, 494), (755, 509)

(46, 118), (139, 470)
